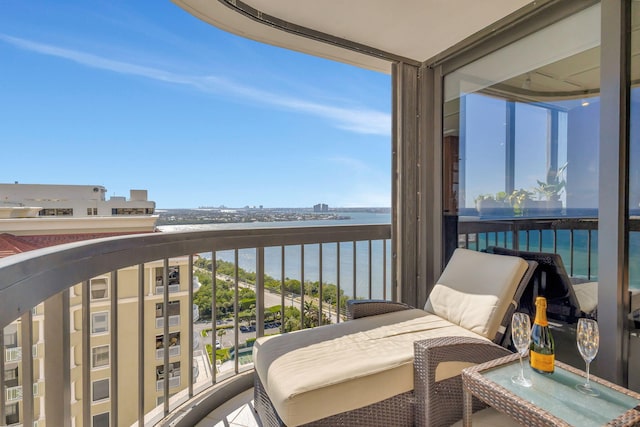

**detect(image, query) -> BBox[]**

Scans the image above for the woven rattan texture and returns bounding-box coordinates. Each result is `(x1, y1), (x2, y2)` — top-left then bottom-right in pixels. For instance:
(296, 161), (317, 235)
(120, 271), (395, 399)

(463, 353), (640, 427)
(414, 336), (511, 427)
(346, 299), (412, 320)
(255, 375), (413, 426)
(254, 257), (538, 426)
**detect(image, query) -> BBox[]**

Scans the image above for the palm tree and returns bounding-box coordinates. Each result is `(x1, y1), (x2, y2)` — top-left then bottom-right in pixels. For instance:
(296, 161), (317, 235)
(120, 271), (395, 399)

(303, 301), (319, 328)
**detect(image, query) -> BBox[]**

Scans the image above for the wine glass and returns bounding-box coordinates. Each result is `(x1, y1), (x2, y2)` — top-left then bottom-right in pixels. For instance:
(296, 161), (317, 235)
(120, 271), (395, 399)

(511, 312), (532, 387)
(575, 318), (599, 396)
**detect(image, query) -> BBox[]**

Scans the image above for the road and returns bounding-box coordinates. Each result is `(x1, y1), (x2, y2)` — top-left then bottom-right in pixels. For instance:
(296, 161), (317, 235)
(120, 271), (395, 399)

(193, 269), (345, 353)
(216, 273), (342, 324)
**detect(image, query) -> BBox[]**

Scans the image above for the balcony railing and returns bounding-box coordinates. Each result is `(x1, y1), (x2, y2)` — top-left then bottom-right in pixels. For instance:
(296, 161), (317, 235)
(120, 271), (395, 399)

(0, 224), (391, 426)
(457, 216), (640, 290)
(5, 385), (22, 403)
(5, 346), (21, 363)
(458, 217), (601, 281)
(155, 315), (181, 329)
(5, 344), (40, 363)
(156, 376), (181, 392)
(5, 382), (42, 403)
(156, 345), (181, 360)
(155, 284), (181, 295)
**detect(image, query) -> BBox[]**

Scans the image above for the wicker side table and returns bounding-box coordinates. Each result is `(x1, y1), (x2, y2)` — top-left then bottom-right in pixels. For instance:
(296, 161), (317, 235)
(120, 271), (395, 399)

(462, 353), (640, 426)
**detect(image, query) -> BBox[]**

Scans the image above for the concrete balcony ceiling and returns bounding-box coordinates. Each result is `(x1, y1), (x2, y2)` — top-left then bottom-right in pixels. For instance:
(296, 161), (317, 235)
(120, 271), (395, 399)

(173, 0), (634, 102)
(172, 0), (534, 73)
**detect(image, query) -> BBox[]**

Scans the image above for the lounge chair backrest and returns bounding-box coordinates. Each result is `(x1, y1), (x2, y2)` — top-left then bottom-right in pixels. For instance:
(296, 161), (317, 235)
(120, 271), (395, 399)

(424, 248), (531, 341)
(486, 246), (583, 320)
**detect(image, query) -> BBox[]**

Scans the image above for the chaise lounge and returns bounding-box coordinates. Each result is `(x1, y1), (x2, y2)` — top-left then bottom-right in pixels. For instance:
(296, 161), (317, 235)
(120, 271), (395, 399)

(253, 248), (537, 426)
(485, 246), (598, 322)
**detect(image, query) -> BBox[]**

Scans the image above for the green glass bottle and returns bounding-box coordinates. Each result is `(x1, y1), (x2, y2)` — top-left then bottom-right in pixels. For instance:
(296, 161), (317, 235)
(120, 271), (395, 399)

(529, 296), (555, 374)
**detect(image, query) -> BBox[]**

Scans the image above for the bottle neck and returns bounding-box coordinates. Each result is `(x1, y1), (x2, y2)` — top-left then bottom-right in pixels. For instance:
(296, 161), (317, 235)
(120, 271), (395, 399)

(534, 302), (548, 326)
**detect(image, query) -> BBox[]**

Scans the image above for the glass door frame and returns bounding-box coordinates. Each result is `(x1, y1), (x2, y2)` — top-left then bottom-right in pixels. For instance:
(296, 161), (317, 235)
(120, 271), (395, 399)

(424, 0), (631, 386)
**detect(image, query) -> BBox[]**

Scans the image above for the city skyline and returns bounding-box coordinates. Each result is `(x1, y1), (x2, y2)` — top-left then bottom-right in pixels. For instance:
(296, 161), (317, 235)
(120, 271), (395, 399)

(1, 1), (391, 209)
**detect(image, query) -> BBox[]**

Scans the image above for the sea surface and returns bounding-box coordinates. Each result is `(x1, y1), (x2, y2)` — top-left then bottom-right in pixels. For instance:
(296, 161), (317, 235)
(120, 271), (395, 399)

(159, 212), (640, 293)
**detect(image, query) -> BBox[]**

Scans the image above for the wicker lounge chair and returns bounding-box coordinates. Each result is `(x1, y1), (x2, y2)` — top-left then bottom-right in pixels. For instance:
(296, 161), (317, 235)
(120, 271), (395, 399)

(253, 248), (537, 426)
(485, 246), (598, 322)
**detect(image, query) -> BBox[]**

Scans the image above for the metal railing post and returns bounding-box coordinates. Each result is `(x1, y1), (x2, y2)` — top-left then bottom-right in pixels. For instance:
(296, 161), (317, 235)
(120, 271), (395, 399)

(21, 310), (33, 427)
(110, 270), (118, 426)
(137, 264), (145, 426)
(256, 247), (265, 338)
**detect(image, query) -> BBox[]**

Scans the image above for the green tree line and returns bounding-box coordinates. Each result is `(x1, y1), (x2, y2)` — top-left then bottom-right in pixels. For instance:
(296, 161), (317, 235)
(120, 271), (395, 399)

(194, 257), (340, 331)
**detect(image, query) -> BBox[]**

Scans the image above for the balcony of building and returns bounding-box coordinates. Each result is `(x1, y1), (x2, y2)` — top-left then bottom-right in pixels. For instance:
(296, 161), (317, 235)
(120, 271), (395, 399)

(0, 223), (392, 426)
(154, 266), (182, 295)
(156, 333), (181, 360)
(4, 0), (640, 426)
(1, 215), (636, 426)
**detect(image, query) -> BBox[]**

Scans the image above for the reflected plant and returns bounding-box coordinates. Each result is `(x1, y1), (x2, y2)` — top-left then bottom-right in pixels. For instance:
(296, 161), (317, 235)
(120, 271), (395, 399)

(534, 163), (568, 201)
(474, 194), (495, 203)
(508, 188), (533, 216)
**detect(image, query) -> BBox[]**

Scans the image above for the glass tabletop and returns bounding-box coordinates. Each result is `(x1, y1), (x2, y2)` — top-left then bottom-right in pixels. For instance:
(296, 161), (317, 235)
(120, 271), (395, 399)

(482, 360), (639, 427)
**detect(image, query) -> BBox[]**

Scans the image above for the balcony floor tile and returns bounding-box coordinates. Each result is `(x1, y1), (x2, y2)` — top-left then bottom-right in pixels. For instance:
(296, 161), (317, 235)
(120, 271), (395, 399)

(196, 388), (260, 427)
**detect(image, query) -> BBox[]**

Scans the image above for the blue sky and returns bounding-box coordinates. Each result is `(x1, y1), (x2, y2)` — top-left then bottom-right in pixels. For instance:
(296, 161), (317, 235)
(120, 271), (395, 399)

(0, 1), (391, 209)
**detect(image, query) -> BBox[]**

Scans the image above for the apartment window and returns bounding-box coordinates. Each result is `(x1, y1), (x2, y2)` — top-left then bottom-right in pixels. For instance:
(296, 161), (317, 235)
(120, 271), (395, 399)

(39, 208), (73, 216)
(156, 301), (180, 317)
(5, 367), (18, 387)
(92, 345), (109, 369)
(154, 266), (181, 293)
(92, 379), (109, 402)
(6, 402), (19, 425)
(156, 362), (181, 380)
(90, 278), (109, 300)
(111, 207), (146, 215)
(156, 332), (181, 359)
(5, 367), (18, 381)
(92, 412), (109, 427)
(87, 207), (98, 216)
(168, 266), (180, 285)
(4, 330), (17, 347)
(91, 312), (109, 334)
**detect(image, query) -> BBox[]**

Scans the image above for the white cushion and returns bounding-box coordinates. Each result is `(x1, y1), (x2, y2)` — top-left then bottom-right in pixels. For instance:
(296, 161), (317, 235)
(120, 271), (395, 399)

(573, 281), (598, 314)
(253, 309), (489, 426)
(425, 248), (529, 339)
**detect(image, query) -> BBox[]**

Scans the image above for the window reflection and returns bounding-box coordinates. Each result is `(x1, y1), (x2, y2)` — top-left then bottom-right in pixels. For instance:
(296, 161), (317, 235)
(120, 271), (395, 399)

(444, 4), (601, 223)
(630, 0), (640, 291)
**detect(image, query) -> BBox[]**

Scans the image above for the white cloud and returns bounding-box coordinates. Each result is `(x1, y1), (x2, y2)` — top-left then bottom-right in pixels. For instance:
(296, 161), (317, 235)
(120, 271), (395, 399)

(0, 34), (391, 136)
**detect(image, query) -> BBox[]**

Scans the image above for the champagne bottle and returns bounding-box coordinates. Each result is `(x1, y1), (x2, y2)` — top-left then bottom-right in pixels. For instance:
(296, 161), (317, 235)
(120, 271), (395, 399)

(529, 296), (555, 374)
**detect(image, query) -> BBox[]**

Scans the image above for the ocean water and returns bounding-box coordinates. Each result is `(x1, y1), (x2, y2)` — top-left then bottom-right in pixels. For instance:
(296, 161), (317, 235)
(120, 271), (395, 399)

(475, 228), (640, 289)
(158, 212), (393, 299)
(160, 213), (640, 293)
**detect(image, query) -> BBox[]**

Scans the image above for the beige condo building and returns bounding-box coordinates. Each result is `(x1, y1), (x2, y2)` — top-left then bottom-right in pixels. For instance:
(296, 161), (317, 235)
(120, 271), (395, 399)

(1, 184), (197, 427)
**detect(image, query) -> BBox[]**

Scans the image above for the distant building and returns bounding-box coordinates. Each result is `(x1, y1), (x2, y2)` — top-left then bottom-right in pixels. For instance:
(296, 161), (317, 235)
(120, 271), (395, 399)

(0, 183), (157, 235)
(313, 203), (329, 212)
(0, 184), (194, 427)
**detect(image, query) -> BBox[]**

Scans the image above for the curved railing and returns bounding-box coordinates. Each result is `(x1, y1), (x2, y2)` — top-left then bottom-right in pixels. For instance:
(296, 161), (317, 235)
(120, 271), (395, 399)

(457, 217), (600, 280)
(7, 216), (621, 426)
(0, 224), (391, 426)
(457, 216), (640, 286)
